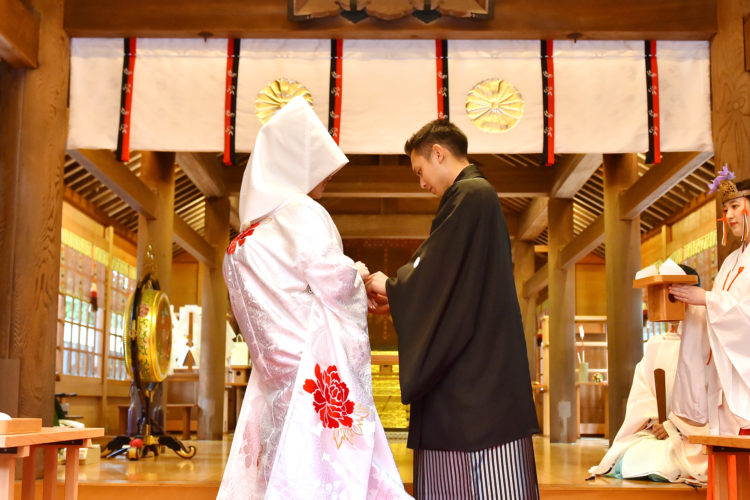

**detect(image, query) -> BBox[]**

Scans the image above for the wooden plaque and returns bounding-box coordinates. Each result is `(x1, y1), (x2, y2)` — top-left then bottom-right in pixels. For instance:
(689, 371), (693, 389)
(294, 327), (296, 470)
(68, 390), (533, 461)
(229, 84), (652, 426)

(289, 0), (493, 22)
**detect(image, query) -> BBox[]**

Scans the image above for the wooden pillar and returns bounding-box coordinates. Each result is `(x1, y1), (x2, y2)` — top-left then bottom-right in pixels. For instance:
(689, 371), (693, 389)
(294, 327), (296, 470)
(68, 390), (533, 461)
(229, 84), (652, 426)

(548, 198), (576, 443)
(512, 240), (537, 381)
(603, 153), (642, 441)
(100, 226), (115, 433)
(0, 0), (69, 425)
(711, 0), (750, 264)
(137, 152), (175, 292)
(198, 197), (229, 439)
(136, 151), (175, 434)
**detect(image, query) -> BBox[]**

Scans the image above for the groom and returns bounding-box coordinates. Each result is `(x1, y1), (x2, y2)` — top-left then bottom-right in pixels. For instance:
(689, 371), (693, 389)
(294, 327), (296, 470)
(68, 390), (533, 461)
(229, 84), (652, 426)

(366, 119), (539, 499)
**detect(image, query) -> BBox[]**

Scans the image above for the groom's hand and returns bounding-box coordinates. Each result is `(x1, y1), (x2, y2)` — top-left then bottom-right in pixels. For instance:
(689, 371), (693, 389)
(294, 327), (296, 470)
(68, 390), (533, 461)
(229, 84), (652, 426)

(365, 271), (388, 296)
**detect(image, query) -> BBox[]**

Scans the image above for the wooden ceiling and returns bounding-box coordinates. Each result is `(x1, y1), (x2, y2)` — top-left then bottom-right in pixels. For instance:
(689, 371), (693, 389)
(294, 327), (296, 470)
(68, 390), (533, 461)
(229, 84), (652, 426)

(63, 150), (716, 261)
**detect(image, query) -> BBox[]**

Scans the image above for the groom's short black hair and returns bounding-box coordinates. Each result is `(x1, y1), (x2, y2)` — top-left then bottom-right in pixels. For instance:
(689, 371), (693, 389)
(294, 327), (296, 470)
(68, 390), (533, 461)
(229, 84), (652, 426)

(404, 119), (468, 160)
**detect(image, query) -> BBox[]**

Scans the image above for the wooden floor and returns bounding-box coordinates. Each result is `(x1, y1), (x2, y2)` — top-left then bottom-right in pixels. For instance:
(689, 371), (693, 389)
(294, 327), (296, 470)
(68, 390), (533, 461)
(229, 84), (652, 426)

(14, 435), (705, 499)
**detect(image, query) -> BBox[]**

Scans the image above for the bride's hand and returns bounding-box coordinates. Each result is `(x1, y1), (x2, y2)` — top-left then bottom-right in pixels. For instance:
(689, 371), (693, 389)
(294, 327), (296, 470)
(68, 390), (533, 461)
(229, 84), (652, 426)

(367, 292), (390, 315)
(354, 261), (370, 280)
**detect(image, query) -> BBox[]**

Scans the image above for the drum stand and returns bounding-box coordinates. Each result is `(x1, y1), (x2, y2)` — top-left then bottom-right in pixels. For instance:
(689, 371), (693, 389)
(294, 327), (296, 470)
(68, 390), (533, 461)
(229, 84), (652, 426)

(102, 382), (196, 460)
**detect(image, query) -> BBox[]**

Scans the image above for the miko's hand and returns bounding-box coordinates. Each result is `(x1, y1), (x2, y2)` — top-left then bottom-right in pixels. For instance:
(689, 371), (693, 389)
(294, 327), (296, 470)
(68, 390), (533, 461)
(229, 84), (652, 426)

(669, 285), (706, 306)
(651, 421), (668, 440)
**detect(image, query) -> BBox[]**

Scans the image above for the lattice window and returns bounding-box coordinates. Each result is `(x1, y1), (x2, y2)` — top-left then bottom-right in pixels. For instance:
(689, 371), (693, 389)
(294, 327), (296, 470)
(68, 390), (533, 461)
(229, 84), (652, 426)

(57, 230), (106, 378)
(108, 258), (137, 380)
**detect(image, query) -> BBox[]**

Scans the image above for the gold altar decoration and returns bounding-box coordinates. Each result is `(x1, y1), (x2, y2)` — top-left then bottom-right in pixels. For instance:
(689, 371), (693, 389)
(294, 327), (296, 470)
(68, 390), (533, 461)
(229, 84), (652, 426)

(124, 288), (172, 383)
(466, 79), (525, 133)
(256, 79), (313, 124)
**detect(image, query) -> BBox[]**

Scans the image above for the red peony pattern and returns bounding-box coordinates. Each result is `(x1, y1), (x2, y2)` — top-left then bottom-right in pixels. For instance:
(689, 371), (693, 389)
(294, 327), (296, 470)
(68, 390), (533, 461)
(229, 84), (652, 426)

(303, 364), (355, 429)
(226, 222), (260, 255)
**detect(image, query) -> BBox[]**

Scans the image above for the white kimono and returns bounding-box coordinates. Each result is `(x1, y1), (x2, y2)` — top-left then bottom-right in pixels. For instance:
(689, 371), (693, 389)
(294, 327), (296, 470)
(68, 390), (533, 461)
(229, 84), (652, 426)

(674, 245), (750, 435)
(590, 324), (708, 483)
(217, 97), (411, 499)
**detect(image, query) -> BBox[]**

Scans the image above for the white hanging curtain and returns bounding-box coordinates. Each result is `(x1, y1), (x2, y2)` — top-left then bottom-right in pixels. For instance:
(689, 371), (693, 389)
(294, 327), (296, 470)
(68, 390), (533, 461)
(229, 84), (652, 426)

(67, 38), (712, 155)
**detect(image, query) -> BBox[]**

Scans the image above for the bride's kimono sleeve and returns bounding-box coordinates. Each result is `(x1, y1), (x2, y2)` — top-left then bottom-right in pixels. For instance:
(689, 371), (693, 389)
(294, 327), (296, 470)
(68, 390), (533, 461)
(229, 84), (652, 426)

(285, 198), (365, 325)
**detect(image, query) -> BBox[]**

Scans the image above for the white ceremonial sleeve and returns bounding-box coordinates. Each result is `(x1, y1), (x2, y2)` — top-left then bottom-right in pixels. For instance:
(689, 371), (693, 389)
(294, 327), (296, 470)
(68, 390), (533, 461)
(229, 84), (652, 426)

(705, 275), (750, 422)
(671, 305), (710, 424)
(590, 357), (653, 476)
(284, 197), (367, 326)
(615, 358), (658, 441)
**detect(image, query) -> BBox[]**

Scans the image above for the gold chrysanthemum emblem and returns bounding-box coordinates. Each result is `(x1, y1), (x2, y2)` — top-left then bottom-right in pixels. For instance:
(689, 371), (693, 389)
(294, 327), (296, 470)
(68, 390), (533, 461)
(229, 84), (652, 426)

(465, 79), (525, 133)
(255, 78), (313, 124)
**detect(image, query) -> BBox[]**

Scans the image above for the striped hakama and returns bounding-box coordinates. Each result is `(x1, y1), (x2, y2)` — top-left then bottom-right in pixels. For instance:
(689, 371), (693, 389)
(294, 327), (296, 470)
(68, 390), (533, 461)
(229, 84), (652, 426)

(413, 435), (539, 500)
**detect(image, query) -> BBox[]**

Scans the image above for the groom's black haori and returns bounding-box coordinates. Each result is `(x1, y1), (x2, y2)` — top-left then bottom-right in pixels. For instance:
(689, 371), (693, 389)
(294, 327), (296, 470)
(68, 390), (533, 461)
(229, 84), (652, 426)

(387, 164), (540, 452)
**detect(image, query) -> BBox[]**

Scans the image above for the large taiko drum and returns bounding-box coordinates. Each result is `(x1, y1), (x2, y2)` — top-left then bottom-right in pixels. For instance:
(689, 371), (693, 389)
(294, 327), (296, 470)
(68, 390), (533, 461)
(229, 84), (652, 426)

(124, 287), (172, 384)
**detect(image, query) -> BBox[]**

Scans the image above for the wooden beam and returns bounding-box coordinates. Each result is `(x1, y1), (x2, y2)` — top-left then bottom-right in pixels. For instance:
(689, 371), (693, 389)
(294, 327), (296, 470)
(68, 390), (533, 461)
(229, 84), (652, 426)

(332, 214), (433, 239)
(63, 186), (138, 246)
(619, 151), (713, 219)
(175, 152), (226, 198)
(135, 152), (174, 435)
(0, 0), (39, 68)
(0, 0), (67, 425)
(640, 191), (715, 242)
(712, 0), (750, 265)
(505, 211), (518, 240)
(226, 163), (554, 197)
(547, 197), (576, 443)
(229, 201), (240, 231)
(173, 216), (217, 267)
(523, 263), (548, 299)
(512, 240), (537, 380)
(197, 196), (229, 439)
(550, 154), (602, 198)
(517, 197), (549, 241)
(68, 149), (158, 219)
(559, 214), (605, 268)
(603, 153), (643, 441)
(63, 0), (716, 40)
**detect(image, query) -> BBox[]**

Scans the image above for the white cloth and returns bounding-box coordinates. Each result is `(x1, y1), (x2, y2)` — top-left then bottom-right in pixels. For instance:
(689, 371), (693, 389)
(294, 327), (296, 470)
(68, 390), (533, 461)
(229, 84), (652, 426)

(218, 99), (410, 499)
(704, 245), (750, 434)
(238, 95), (348, 226)
(590, 329), (708, 483)
(67, 38), (712, 154)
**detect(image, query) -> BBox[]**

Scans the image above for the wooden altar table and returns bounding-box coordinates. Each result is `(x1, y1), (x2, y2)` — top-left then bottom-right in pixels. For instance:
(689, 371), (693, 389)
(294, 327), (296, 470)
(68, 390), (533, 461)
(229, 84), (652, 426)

(689, 434), (750, 500)
(0, 426), (103, 500)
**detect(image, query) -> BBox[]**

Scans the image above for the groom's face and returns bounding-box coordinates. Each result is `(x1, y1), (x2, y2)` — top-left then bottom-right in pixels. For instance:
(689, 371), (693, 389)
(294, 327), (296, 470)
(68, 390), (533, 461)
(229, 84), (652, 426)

(410, 147), (443, 197)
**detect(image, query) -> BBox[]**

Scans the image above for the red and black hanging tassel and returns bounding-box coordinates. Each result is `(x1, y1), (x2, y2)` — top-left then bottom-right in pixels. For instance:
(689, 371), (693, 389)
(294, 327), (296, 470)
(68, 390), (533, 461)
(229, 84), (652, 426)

(89, 258), (98, 312)
(436, 39), (449, 120)
(328, 39), (343, 144)
(223, 38), (241, 166)
(541, 40), (555, 166)
(115, 38), (137, 163)
(645, 40), (661, 164)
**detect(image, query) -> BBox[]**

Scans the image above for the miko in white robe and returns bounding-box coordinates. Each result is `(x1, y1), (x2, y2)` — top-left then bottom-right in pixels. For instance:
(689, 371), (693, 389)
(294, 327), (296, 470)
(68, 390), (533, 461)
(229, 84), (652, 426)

(217, 97), (411, 499)
(672, 244), (750, 435)
(589, 311), (709, 484)
(670, 188), (750, 436)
